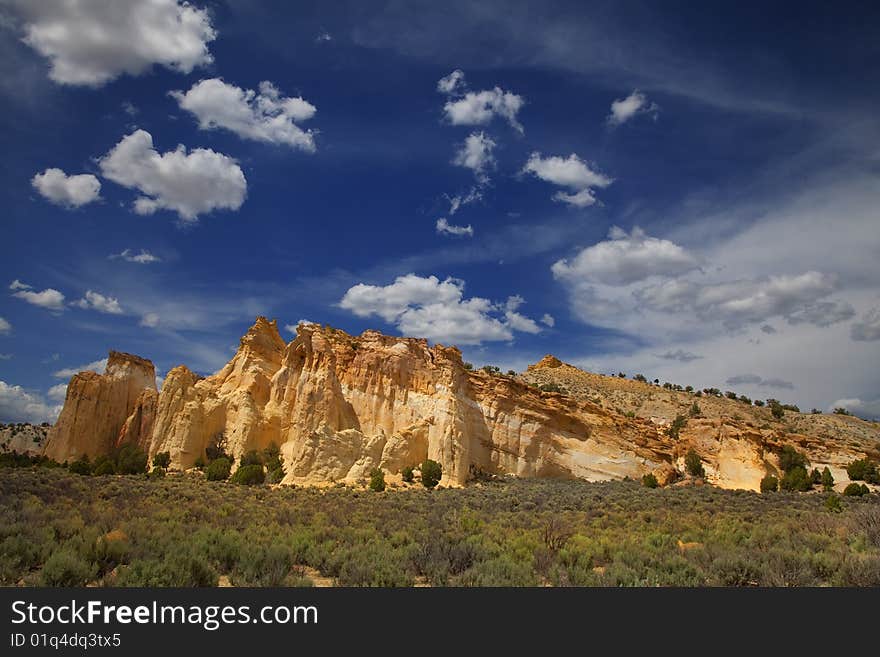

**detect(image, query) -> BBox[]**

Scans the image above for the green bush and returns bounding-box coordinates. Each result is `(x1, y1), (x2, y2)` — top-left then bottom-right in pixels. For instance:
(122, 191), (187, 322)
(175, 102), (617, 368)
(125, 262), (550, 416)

(152, 451), (171, 469)
(641, 473), (659, 489)
(266, 467), (285, 484)
(205, 457), (231, 481)
(401, 466), (414, 483)
(760, 475), (778, 493)
(239, 450), (263, 467)
(667, 415), (688, 440)
(821, 467), (834, 490)
(92, 458), (115, 476)
(769, 400), (785, 419)
(369, 468), (386, 492)
(41, 548), (96, 586)
(810, 468), (822, 485)
(114, 444), (148, 475)
(779, 445), (808, 473)
(843, 483), (870, 497)
(421, 459), (442, 488)
(846, 459), (879, 484)
(780, 466), (812, 492)
(825, 494), (842, 512)
(148, 466), (166, 480)
(688, 402), (702, 418)
(685, 449), (705, 478)
(230, 464), (265, 485)
(193, 456), (206, 470)
(68, 456), (91, 476)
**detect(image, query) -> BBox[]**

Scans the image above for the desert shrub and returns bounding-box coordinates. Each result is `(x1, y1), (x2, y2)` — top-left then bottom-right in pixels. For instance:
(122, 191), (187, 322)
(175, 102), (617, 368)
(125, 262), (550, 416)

(753, 399), (764, 407)
(780, 466), (812, 492)
(421, 459), (442, 488)
(846, 459), (879, 484)
(685, 449), (705, 478)
(843, 483), (869, 497)
(825, 494), (842, 513)
(539, 383), (564, 393)
(401, 466), (414, 483)
(688, 402), (702, 418)
(811, 408), (822, 414)
(117, 553), (216, 587)
(760, 475), (778, 493)
(206, 458), (231, 481)
(369, 468), (386, 492)
(233, 544), (292, 587)
(739, 395), (751, 405)
(41, 548), (96, 586)
(230, 464), (265, 485)
(152, 452), (171, 469)
(463, 362), (473, 371)
(782, 404), (800, 413)
(633, 374), (647, 383)
(239, 450), (263, 467)
(833, 407), (850, 415)
(92, 458), (115, 476)
(193, 456), (206, 470)
(148, 467), (166, 480)
(810, 468), (822, 485)
(821, 467), (835, 490)
(68, 456), (92, 476)
(779, 446), (808, 473)
(725, 391), (738, 400)
(641, 473), (659, 489)
(114, 445), (148, 475)
(667, 415), (687, 440)
(768, 400), (785, 419)
(266, 467), (285, 484)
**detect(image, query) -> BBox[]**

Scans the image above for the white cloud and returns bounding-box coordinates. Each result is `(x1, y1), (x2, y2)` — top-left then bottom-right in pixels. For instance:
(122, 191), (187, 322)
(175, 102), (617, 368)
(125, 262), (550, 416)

(110, 249), (161, 264)
(10, 0), (216, 86)
(99, 130), (247, 223)
(452, 131), (495, 183)
(31, 168), (101, 208)
(315, 32), (332, 43)
(0, 354), (12, 361)
(339, 274), (542, 345)
(47, 383), (68, 402)
(53, 358), (108, 379)
(140, 312), (160, 328)
(606, 90), (658, 127)
(829, 398), (880, 420)
(73, 290), (123, 315)
(0, 317), (10, 334)
(522, 152), (612, 207)
(441, 71), (525, 132)
(437, 69), (466, 95)
(11, 281), (65, 311)
(553, 227), (700, 286)
(851, 307), (880, 341)
(284, 319), (316, 335)
(436, 218), (474, 237)
(540, 314), (555, 327)
(171, 78), (317, 152)
(446, 187), (482, 215)
(0, 380), (61, 424)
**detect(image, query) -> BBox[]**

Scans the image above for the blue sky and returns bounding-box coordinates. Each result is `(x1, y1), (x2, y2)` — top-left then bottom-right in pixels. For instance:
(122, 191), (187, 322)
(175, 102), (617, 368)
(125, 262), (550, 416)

(1, 0), (879, 422)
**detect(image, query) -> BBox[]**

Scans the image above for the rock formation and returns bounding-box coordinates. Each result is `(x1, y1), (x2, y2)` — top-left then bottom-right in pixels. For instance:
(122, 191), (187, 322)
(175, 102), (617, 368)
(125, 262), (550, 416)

(41, 318), (880, 490)
(43, 351), (156, 461)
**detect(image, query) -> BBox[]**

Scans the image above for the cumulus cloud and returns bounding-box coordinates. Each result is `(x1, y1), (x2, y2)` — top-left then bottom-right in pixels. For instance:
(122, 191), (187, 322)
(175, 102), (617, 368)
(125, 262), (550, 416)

(110, 249), (161, 264)
(339, 274), (542, 345)
(99, 130), (247, 222)
(657, 349), (702, 363)
(53, 358), (108, 380)
(284, 319), (316, 335)
(0, 317), (10, 334)
(436, 218), (474, 237)
(140, 313), (160, 328)
(851, 307), (880, 341)
(606, 90), (659, 127)
(438, 70), (524, 132)
(522, 152), (612, 207)
(73, 290), (123, 315)
(829, 398), (880, 420)
(437, 69), (466, 95)
(540, 314), (555, 328)
(10, 280), (65, 311)
(452, 131), (496, 183)
(47, 383), (68, 402)
(10, 0), (216, 86)
(636, 271), (848, 329)
(31, 168), (100, 208)
(0, 381), (61, 423)
(171, 78), (317, 152)
(553, 227), (700, 287)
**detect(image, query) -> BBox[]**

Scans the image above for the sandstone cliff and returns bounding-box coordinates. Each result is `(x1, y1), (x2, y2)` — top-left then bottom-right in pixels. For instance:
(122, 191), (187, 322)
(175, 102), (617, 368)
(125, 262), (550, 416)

(41, 319), (880, 490)
(43, 351), (156, 461)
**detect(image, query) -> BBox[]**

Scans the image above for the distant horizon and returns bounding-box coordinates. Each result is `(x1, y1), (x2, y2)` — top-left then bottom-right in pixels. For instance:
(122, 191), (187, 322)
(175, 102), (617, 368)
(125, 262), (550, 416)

(1, 0), (879, 423)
